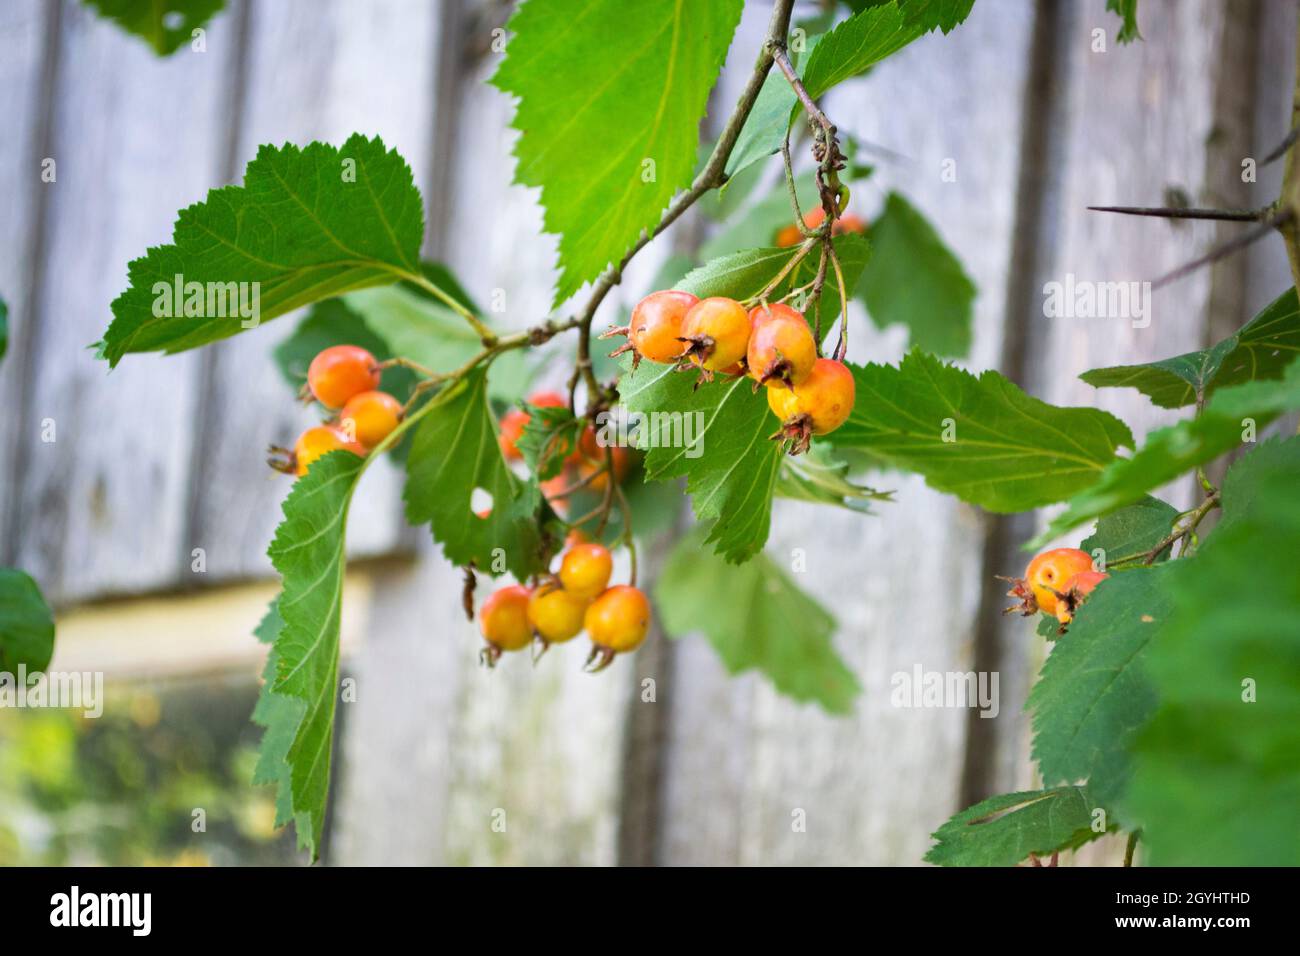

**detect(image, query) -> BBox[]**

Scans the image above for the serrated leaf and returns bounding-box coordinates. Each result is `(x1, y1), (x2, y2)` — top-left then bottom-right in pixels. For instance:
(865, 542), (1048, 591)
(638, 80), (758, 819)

(403, 367), (542, 579)
(724, 40), (821, 180)
(516, 403), (582, 481)
(1034, 354), (1300, 545)
(656, 530), (859, 713)
(1080, 496), (1179, 567)
(925, 786), (1104, 867)
(620, 364), (781, 563)
(1126, 440), (1300, 864)
(1028, 567), (1169, 807)
(491, 0), (744, 306)
(827, 351), (1133, 511)
(250, 600), (303, 829)
(81, 0), (226, 56)
(1080, 287), (1300, 408)
(0, 568), (55, 674)
(100, 134), (424, 365)
(264, 451), (366, 857)
(897, 0), (976, 34)
(857, 192), (975, 357)
(1105, 0), (1141, 43)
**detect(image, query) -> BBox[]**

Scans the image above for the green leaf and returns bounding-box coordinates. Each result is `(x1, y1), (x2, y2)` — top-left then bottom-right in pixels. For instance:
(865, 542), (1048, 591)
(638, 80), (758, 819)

(99, 134), (424, 366)
(491, 0), (744, 306)
(897, 0), (977, 34)
(925, 786), (1105, 867)
(0, 568), (55, 674)
(656, 531), (859, 713)
(724, 38), (822, 181)
(774, 445), (893, 511)
(403, 367), (542, 579)
(1079, 287), (1300, 408)
(1105, 0), (1141, 43)
(250, 600), (303, 830)
(827, 351), (1133, 512)
(1028, 567), (1169, 806)
(81, 0), (226, 56)
(263, 451), (366, 858)
(700, 173), (819, 263)
(857, 192), (975, 357)
(1034, 354), (1300, 545)
(516, 402), (582, 482)
(1080, 496), (1179, 566)
(798, 2), (929, 104)
(1125, 440), (1300, 864)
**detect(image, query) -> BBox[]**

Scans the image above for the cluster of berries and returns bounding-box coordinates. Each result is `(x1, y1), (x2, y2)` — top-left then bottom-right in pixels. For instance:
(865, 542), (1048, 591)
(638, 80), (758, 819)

(1004, 547), (1108, 629)
(270, 345), (403, 476)
(478, 538), (650, 671)
(498, 389), (632, 514)
(774, 205), (867, 248)
(608, 290), (855, 455)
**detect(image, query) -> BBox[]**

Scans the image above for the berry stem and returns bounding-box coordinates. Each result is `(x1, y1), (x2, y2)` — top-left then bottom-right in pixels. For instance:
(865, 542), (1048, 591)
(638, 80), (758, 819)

(403, 269), (499, 345)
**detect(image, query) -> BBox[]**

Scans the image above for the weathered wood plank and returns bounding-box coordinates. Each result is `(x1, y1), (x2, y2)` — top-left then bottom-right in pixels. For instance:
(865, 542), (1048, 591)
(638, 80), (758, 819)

(0, 0), (54, 565)
(183, 0), (436, 583)
(654, 0), (1038, 865)
(7, 1), (237, 604)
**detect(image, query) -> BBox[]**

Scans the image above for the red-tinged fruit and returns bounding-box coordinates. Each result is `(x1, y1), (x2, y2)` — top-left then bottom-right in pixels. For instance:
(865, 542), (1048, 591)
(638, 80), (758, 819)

(678, 296), (751, 382)
(307, 345), (381, 409)
(774, 207), (868, 247)
(1002, 548), (1096, 617)
(746, 308), (817, 391)
(584, 585), (652, 671)
(499, 390), (570, 461)
(479, 584), (533, 665)
(607, 290), (698, 368)
(527, 586), (588, 645)
(268, 424), (365, 477)
(768, 357), (856, 455)
(338, 390), (403, 448)
(559, 543), (613, 600)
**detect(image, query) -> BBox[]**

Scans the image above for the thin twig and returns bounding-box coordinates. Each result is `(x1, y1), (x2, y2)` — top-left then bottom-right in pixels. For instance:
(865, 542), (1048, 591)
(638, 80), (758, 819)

(1263, 124), (1300, 165)
(1087, 205), (1268, 222)
(1151, 210), (1292, 290)
(1124, 830), (1140, 867)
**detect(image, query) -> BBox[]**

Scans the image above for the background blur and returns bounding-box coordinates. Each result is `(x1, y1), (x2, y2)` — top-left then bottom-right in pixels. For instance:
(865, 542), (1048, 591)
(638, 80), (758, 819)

(0, 0), (1293, 865)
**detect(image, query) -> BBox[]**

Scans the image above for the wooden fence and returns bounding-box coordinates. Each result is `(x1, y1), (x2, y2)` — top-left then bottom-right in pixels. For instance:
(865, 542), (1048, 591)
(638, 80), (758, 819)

(0, 0), (1291, 864)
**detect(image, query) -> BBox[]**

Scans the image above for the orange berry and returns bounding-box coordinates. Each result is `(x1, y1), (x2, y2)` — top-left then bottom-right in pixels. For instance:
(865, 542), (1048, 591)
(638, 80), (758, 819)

(292, 425), (365, 476)
(576, 426), (631, 491)
(307, 345), (381, 409)
(338, 390), (403, 449)
(746, 309), (817, 390)
(1023, 548), (1096, 616)
(559, 543), (613, 600)
(679, 296), (750, 376)
(527, 586), (588, 644)
(628, 290), (698, 365)
(584, 585), (651, 654)
(479, 584), (533, 655)
(499, 408), (530, 461)
(768, 357), (856, 454)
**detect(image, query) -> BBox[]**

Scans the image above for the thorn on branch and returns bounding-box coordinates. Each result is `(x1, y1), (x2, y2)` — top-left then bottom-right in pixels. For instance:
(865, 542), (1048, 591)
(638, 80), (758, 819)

(1087, 205), (1268, 223)
(1263, 124), (1300, 165)
(1151, 210), (1293, 290)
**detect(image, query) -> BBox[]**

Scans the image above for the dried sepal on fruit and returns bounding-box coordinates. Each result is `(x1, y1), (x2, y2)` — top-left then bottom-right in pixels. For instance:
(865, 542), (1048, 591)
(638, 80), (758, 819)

(583, 585), (651, 672)
(478, 584), (533, 667)
(768, 357), (855, 455)
(604, 290), (698, 369)
(1053, 569), (1108, 626)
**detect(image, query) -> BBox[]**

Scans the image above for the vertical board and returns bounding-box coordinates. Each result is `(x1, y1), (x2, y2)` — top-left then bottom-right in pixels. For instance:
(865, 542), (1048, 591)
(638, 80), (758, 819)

(7, 0), (237, 604)
(0, 0), (53, 559)
(183, 0), (436, 582)
(656, 0), (1038, 865)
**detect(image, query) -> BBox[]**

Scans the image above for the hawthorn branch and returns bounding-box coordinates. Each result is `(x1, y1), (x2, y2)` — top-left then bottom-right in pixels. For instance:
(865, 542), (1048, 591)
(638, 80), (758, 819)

(1087, 205), (1268, 223)
(568, 0), (797, 411)
(1151, 210), (1291, 290)
(1280, 15), (1300, 293)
